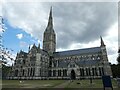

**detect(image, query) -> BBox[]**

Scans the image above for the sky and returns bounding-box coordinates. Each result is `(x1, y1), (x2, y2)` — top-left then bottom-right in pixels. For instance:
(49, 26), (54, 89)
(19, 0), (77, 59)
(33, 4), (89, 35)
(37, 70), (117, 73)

(0, 0), (119, 65)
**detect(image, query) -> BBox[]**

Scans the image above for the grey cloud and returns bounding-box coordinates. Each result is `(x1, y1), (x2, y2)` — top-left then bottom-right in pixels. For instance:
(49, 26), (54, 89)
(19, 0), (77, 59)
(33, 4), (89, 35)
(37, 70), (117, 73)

(107, 47), (117, 55)
(3, 2), (117, 49)
(48, 2), (118, 48)
(118, 2), (120, 46)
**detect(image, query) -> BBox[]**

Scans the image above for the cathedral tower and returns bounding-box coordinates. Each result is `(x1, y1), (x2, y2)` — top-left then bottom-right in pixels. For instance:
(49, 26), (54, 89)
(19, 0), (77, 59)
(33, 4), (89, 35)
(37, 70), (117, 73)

(43, 7), (56, 55)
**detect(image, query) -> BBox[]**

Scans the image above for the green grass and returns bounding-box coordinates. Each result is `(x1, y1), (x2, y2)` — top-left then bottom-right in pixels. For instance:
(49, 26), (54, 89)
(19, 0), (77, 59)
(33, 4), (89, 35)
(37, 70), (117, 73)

(65, 79), (118, 88)
(2, 80), (66, 88)
(2, 79), (119, 88)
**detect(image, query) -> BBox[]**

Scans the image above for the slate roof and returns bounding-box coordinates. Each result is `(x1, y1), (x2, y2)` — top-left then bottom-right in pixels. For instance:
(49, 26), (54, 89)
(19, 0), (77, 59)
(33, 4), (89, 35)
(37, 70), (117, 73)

(58, 59), (100, 68)
(18, 51), (28, 58)
(75, 59), (100, 66)
(42, 50), (49, 56)
(58, 60), (70, 68)
(54, 47), (101, 57)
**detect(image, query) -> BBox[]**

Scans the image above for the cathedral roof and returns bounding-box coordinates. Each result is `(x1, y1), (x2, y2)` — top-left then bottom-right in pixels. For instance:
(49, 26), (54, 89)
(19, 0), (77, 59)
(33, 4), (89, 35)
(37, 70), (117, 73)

(58, 60), (70, 68)
(58, 59), (100, 68)
(54, 47), (101, 57)
(41, 50), (49, 56)
(19, 50), (27, 55)
(75, 59), (100, 66)
(17, 50), (28, 58)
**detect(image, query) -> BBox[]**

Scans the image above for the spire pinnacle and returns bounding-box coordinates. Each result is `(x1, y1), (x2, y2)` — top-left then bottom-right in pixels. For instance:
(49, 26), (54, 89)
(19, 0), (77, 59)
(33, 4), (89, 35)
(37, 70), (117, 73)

(100, 36), (105, 47)
(47, 6), (53, 29)
(33, 43), (35, 46)
(50, 6), (52, 18)
(32, 43), (36, 48)
(28, 44), (30, 51)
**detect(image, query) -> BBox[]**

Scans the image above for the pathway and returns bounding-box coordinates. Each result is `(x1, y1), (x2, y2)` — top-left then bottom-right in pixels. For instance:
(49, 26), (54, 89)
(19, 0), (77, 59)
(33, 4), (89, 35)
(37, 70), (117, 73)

(53, 80), (71, 88)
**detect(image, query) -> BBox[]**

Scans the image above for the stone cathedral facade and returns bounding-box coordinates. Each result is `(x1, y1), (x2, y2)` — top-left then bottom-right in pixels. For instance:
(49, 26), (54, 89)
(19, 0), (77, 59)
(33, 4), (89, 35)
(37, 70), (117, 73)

(8, 8), (112, 80)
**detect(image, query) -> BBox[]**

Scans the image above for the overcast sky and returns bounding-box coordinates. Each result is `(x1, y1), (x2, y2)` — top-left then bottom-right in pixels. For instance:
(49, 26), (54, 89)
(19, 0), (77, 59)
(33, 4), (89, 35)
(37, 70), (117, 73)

(1, 1), (118, 64)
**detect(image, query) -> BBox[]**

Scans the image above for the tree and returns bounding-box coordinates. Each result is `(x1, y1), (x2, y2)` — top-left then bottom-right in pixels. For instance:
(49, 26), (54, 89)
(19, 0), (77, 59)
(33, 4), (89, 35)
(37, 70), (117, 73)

(111, 64), (120, 78)
(0, 16), (15, 79)
(0, 16), (15, 65)
(117, 47), (120, 64)
(111, 47), (120, 78)
(2, 64), (11, 79)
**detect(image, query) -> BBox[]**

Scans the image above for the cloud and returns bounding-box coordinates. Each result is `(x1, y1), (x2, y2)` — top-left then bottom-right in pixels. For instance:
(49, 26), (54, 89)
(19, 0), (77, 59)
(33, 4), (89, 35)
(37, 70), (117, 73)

(3, 2), (117, 48)
(54, 3), (117, 48)
(3, 2), (47, 41)
(109, 54), (118, 64)
(105, 22), (118, 64)
(16, 33), (23, 39)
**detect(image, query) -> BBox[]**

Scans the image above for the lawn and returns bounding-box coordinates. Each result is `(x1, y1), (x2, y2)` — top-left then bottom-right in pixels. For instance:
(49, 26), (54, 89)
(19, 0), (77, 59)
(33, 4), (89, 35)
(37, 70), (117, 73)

(2, 79), (119, 88)
(2, 80), (66, 88)
(65, 79), (118, 88)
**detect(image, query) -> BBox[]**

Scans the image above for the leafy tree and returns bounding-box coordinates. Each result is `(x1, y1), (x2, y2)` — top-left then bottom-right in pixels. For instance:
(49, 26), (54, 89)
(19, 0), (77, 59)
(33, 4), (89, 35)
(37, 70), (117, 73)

(111, 47), (120, 78)
(0, 16), (14, 79)
(117, 47), (120, 64)
(2, 64), (11, 79)
(0, 16), (15, 65)
(111, 64), (120, 78)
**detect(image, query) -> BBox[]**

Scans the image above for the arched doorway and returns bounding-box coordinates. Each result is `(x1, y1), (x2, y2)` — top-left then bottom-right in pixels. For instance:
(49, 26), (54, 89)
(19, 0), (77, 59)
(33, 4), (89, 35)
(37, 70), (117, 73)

(71, 69), (76, 80)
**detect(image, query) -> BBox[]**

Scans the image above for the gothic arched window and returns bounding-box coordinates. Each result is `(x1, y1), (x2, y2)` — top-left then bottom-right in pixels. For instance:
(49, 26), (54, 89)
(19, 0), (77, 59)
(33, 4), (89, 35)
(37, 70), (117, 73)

(63, 69), (67, 76)
(53, 70), (56, 76)
(58, 70), (61, 76)
(22, 69), (24, 76)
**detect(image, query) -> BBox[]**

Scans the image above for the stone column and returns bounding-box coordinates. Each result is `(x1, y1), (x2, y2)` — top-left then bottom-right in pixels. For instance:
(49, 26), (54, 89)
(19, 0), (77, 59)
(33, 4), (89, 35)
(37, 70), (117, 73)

(90, 68), (92, 76)
(61, 70), (63, 76)
(56, 70), (58, 77)
(84, 68), (86, 77)
(97, 67), (100, 76)
(51, 70), (53, 77)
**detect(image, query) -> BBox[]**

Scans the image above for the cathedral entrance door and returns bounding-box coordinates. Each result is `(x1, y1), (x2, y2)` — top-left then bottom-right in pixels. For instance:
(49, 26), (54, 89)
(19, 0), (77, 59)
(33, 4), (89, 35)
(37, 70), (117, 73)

(71, 69), (76, 80)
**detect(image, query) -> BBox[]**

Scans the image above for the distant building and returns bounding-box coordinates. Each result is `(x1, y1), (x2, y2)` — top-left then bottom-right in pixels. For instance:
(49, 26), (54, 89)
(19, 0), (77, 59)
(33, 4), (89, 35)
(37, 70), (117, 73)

(8, 7), (112, 80)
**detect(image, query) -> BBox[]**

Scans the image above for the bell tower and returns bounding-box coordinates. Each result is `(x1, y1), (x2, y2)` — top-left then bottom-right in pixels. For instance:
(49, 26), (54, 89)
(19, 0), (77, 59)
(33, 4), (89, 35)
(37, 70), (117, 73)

(43, 7), (56, 56)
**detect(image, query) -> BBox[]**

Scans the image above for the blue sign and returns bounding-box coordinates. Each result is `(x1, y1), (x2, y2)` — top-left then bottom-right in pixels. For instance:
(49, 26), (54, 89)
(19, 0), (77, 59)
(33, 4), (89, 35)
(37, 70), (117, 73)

(102, 75), (113, 90)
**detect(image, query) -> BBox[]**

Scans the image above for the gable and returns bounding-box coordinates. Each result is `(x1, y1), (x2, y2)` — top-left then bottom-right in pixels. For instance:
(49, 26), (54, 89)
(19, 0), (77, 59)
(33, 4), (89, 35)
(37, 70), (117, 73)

(68, 60), (79, 68)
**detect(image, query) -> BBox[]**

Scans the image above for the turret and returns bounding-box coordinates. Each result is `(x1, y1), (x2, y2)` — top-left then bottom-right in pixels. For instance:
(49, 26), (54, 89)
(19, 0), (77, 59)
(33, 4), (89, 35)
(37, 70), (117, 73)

(100, 36), (112, 76)
(100, 36), (105, 47)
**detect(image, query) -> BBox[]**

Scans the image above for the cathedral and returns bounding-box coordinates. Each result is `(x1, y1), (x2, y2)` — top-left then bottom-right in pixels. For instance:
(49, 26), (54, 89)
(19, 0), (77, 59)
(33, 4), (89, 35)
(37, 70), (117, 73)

(8, 7), (112, 80)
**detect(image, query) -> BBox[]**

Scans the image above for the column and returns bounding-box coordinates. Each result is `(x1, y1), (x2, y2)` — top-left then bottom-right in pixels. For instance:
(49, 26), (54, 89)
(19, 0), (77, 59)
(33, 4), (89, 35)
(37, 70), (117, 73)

(57, 60), (58, 67)
(51, 70), (53, 77)
(90, 68), (92, 76)
(84, 68), (86, 77)
(61, 69), (63, 77)
(56, 70), (58, 77)
(97, 67), (100, 76)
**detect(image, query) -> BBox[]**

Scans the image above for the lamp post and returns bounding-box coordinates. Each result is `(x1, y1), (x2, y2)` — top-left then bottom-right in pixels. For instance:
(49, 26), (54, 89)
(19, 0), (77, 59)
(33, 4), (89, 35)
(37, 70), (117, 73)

(79, 67), (81, 80)
(89, 64), (92, 84)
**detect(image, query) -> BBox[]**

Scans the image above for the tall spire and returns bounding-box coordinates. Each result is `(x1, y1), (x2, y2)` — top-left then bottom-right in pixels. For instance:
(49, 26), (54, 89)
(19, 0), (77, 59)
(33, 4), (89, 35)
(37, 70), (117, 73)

(47, 6), (53, 29)
(43, 7), (56, 55)
(38, 43), (40, 49)
(100, 36), (105, 47)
